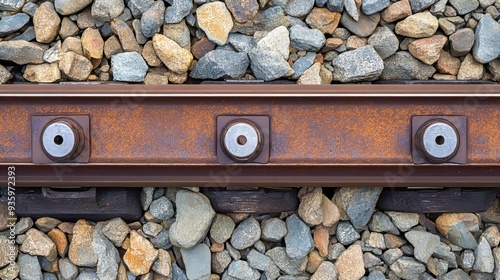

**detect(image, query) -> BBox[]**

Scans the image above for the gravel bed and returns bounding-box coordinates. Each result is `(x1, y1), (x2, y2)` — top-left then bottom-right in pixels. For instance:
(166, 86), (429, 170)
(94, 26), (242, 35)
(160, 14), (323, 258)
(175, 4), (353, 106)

(0, 0), (499, 84)
(2, 187), (500, 279)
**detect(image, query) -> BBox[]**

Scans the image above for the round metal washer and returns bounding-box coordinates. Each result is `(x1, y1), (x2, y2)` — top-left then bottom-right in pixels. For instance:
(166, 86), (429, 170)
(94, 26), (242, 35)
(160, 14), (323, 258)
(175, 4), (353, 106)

(42, 121), (78, 160)
(222, 120), (263, 161)
(420, 121), (459, 161)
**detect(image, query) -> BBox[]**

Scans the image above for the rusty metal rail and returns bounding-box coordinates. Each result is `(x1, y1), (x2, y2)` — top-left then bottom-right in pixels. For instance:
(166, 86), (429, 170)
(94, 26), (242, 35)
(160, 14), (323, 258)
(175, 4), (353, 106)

(1, 84), (500, 187)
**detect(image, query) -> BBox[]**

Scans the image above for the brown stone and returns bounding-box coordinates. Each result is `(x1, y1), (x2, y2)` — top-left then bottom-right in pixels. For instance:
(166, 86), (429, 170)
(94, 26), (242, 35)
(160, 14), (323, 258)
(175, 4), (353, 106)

(210, 241), (225, 253)
(225, 0), (259, 23)
(34, 2), (61, 44)
(436, 50), (461, 75)
(19, 228), (58, 262)
(23, 63), (61, 83)
(322, 38), (344, 52)
(314, 225), (330, 257)
(59, 17), (79, 39)
(315, 53), (324, 64)
(62, 37), (83, 56)
(68, 220), (98, 266)
(306, 8), (342, 34)
(335, 244), (365, 280)
(124, 230), (159, 276)
(163, 20), (191, 50)
(408, 35), (447, 65)
(153, 34), (193, 74)
(58, 222), (74, 234)
(433, 73), (457, 80)
(82, 28), (104, 60)
(381, 0), (412, 23)
(0, 65), (12, 84)
(457, 54), (484, 80)
(384, 234), (407, 249)
(321, 195), (340, 227)
(142, 41), (162, 67)
(395, 11), (439, 38)
(298, 187), (323, 225)
(436, 213), (480, 238)
(144, 71), (169, 85)
(152, 249), (172, 277)
(48, 228), (69, 258)
(59, 52), (93, 81)
(166, 70), (188, 84)
(306, 250), (325, 274)
(346, 36), (368, 50)
(111, 19), (141, 53)
(197, 2), (234, 45)
(104, 35), (124, 59)
(192, 38), (216, 60)
(77, 7), (96, 29)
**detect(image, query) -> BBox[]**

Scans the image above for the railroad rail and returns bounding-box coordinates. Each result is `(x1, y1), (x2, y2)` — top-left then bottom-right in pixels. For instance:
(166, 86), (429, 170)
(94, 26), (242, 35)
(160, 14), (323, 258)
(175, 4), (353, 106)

(1, 83), (500, 188)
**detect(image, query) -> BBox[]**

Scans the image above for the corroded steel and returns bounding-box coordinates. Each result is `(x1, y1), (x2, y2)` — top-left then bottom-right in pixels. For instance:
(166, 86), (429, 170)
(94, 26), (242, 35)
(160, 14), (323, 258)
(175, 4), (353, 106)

(0, 84), (499, 187)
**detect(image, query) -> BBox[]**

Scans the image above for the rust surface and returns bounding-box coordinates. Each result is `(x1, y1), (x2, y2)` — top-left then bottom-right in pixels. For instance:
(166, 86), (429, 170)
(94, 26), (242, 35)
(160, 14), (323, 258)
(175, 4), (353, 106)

(0, 84), (499, 186)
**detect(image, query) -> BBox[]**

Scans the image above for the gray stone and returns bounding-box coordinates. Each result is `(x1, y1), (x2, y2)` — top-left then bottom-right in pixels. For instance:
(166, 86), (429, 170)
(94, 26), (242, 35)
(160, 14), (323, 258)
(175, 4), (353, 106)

(213, 250), (232, 274)
(328, 243), (346, 260)
(311, 261), (338, 280)
(266, 247), (307, 276)
(368, 270), (386, 280)
(172, 262), (188, 280)
(42, 42), (62, 64)
(410, 0), (437, 12)
(0, 40), (44, 65)
(441, 269), (470, 280)
(0, 64), (12, 84)
(128, 0), (154, 17)
(385, 212), (419, 232)
(181, 244), (211, 280)
(228, 260), (261, 280)
(92, 232), (120, 280)
(433, 243), (458, 269)
(226, 242), (242, 260)
(317, 0), (328, 7)
(15, 217), (34, 235)
(474, 237), (494, 273)
(332, 45), (384, 83)
(253, 6), (291, 32)
(483, 226), (500, 248)
(22, 2), (37, 17)
(291, 52), (317, 79)
(427, 257), (448, 277)
(150, 229), (171, 249)
(190, 50), (249, 79)
(380, 51), (436, 80)
(447, 222), (478, 250)
(132, 19), (148, 45)
(141, 188), (155, 211)
(290, 25), (326, 52)
(364, 252), (384, 268)
(340, 8), (380, 38)
(249, 47), (294, 81)
(169, 190), (215, 249)
(0, 0), (24, 12)
(405, 231), (440, 263)
(369, 212), (399, 235)
(58, 258), (78, 280)
(390, 256), (426, 280)
(333, 187), (382, 229)
(143, 222), (163, 237)
(362, 0), (390, 15)
(256, 26), (290, 60)
(18, 254), (43, 280)
(368, 27), (399, 59)
(470, 272), (494, 280)
(76, 270), (98, 280)
(12, 26), (35, 41)
(247, 249), (273, 271)
(102, 218), (129, 247)
(261, 218), (287, 242)
(285, 0), (314, 17)
(92, 0), (125, 21)
(459, 249), (475, 270)
(149, 196), (175, 221)
(43, 273), (57, 280)
(336, 221), (361, 246)
(284, 214), (314, 260)
(344, 0), (359, 21)
(473, 14), (500, 64)
(165, 0), (193, 24)
(493, 248), (500, 280)
(327, 0), (344, 12)
(231, 217), (261, 250)
(141, 1), (165, 37)
(55, 0), (93, 15)
(382, 248), (404, 265)
(111, 52), (148, 82)
(431, 0), (448, 13)
(365, 232), (387, 250)
(228, 33), (255, 53)
(0, 13), (30, 37)
(210, 214), (236, 245)
(449, 0), (479, 14)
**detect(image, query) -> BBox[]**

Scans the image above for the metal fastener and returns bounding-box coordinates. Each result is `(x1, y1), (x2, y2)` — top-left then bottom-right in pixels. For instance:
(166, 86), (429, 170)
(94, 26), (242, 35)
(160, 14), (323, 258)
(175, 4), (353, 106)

(415, 119), (460, 163)
(221, 119), (263, 162)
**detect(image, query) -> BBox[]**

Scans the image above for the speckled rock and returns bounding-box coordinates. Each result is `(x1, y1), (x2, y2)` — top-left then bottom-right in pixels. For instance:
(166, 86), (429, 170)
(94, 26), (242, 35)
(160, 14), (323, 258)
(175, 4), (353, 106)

(92, 0), (124, 21)
(123, 230), (158, 276)
(18, 254), (43, 280)
(336, 221), (361, 246)
(449, 0), (479, 15)
(128, 0), (154, 17)
(19, 228), (57, 262)
(256, 25), (290, 60)
(0, 13), (29, 37)
(458, 53), (484, 80)
(231, 217), (261, 250)
(169, 190), (216, 249)
(23, 63), (61, 83)
(390, 257), (426, 279)
(298, 188), (324, 226)
(141, 1), (165, 37)
(0, 235), (17, 268)
(226, 0), (259, 22)
(190, 50), (249, 79)
(382, 0), (412, 23)
(111, 51), (148, 82)
(285, 214), (314, 259)
(472, 14), (500, 64)
(210, 214), (236, 245)
(395, 11), (439, 38)
(306, 7), (341, 34)
(47, 228), (68, 258)
(333, 45), (384, 83)
(165, 0), (193, 24)
(474, 237), (495, 273)
(68, 220), (98, 267)
(110, 19), (141, 53)
(197, 2), (234, 45)
(285, 0), (315, 17)
(409, 0), (437, 13)
(449, 28), (475, 57)
(362, 0), (391, 15)
(55, 0), (93, 15)
(335, 244), (365, 280)
(0, 0), (25, 12)
(249, 47), (294, 81)
(228, 260), (261, 280)
(102, 218), (129, 247)
(261, 218), (287, 242)
(405, 230), (440, 263)
(290, 25), (326, 52)
(266, 247), (307, 275)
(149, 196), (175, 221)
(408, 35), (447, 65)
(368, 26), (399, 59)
(33, 2), (61, 44)
(369, 212), (399, 235)
(152, 249), (172, 276)
(153, 34), (193, 74)
(81, 28), (104, 60)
